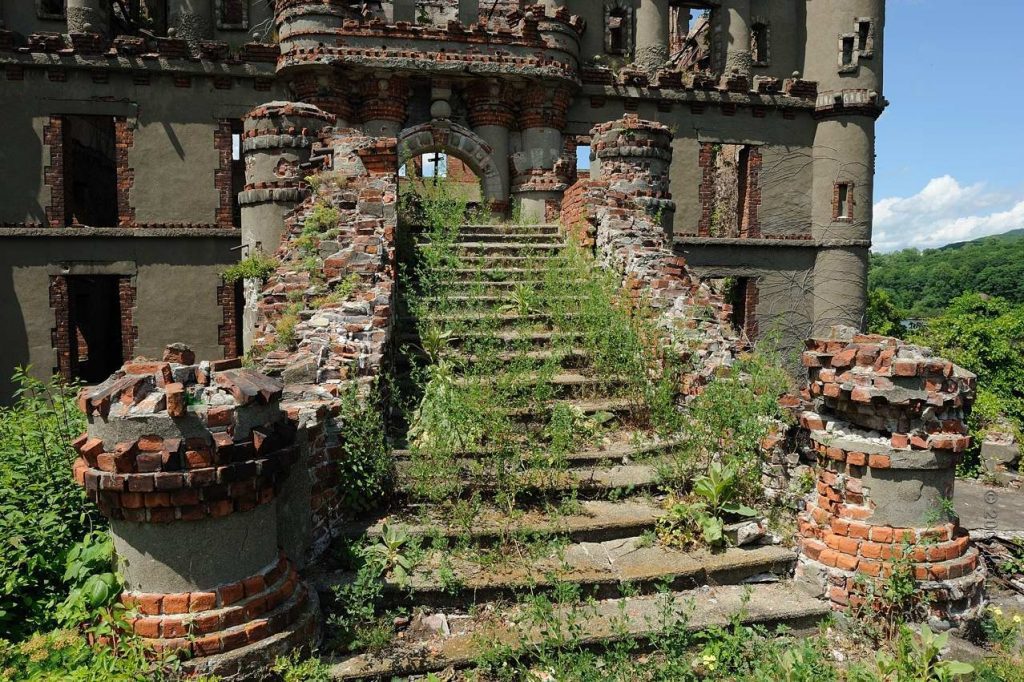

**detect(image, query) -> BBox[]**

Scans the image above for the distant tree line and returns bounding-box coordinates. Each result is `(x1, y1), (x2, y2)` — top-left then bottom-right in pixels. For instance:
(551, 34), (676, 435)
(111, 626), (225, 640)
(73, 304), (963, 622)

(868, 229), (1024, 320)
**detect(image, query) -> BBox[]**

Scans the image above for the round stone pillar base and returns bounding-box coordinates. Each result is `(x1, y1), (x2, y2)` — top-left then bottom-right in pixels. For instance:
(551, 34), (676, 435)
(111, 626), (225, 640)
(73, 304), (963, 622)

(794, 327), (986, 629)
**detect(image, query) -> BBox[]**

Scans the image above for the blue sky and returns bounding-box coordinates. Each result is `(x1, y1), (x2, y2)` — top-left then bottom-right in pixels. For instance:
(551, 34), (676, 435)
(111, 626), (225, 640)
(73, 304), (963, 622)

(874, 0), (1024, 251)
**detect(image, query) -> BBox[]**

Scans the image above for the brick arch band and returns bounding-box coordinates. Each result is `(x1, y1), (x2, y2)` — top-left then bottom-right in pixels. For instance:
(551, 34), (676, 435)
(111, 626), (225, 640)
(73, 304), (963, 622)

(397, 121), (505, 206)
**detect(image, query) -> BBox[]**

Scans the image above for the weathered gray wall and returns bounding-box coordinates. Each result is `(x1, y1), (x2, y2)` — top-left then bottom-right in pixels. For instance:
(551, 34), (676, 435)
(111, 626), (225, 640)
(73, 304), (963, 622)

(0, 234), (238, 398)
(0, 69), (279, 227)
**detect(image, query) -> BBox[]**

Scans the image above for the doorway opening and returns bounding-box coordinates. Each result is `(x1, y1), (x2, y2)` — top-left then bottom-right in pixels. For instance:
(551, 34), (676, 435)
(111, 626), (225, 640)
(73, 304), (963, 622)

(67, 275), (124, 383)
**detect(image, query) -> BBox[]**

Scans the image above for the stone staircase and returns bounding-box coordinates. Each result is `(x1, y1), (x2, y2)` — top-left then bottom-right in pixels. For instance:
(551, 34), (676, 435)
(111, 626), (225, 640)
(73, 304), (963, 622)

(320, 222), (827, 679)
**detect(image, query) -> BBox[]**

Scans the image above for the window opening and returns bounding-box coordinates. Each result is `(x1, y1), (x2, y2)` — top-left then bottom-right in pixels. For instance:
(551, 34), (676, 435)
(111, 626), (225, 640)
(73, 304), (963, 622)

(64, 115), (118, 227)
(751, 22), (769, 64)
(607, 7), (629, 55)
(231, 120), (244, 228)
(67, 275), (124, 383)
(841, 36), (855, 66)
(858, 21), (871, 52)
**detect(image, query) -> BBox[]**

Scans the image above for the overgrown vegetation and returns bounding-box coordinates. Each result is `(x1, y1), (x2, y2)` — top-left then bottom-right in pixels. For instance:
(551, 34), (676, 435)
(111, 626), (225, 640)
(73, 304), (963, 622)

(0, 370), (96, 641)
(221, 251), (280, 284)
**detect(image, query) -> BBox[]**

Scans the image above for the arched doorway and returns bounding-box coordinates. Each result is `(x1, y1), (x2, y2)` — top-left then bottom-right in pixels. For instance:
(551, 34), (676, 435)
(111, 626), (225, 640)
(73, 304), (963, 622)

(397, 121), (506, 213)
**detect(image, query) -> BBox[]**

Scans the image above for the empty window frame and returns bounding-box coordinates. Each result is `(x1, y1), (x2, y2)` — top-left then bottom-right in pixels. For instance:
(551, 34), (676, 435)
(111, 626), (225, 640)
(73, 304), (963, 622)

(216, 0), (249, 30)
(64, 115), (118, 227)
(841, 36), (855, 66)
(834, 182), (854, 220)
(230, 120), (244, 227)
(38, 0), (65, 19)
(722, 277), (759, 341)
(856, 18), (875, 58)
(750, 20), (770, 66)
(604, 2), (634, 56)
(421, 152), (448, 178)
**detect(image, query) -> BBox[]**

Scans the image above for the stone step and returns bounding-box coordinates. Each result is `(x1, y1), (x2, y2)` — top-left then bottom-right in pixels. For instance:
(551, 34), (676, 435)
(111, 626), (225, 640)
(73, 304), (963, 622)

(405, 311), (575, 330)
(454, 233), (565, 244)
(336, 499), (664, 546)
(327, 582), (829, 679)
(397, 462), (660, 499)
(313, 541), (797, 609)
(459, 223), (560, 235)
(418, 241), (565, 253)
(393, 435), (685, 465)
(441, 267), (574, 280)
(419, 293), (584, 308)
(436, 279), (583, 292)
(507, 397), (634, 422)
(447, 254), (565, 267)
(451, 372), (631, 400)
(397, 329), (585, 349)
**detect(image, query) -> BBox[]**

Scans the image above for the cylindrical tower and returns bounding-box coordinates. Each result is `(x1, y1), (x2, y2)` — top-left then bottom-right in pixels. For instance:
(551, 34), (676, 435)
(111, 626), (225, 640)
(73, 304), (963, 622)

(634, 0), (670, 74)
(66, 0), (109, 34)
(721, 0), (752, 77)
(806, 0), (885, 334)
(239, 102), (332, 350)
(71, 346), (319, 673)
(169, 0), (214, 47)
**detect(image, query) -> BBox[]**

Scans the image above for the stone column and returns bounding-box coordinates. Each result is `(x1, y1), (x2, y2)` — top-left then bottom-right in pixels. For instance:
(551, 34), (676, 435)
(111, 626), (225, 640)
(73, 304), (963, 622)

(71, 347), (319, 674)
(239, 102), (332, 350)
(811, 115), (873, 333)
(590, 114), (676, 237)
(169, 0), (213, 48)
(722, 0), (752, 76)
(634, 0), (670, 74)
(358, 76), (410, 138)
(795, 327), (986, 628)
(67, 0), (109, 34)
(466, 80), (515, 216)
(511, 85), (573, 222)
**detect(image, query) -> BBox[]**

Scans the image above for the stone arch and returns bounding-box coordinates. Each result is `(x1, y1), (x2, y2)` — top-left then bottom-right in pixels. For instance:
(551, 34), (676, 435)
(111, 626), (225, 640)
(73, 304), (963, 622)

(397, 121), (505, 207)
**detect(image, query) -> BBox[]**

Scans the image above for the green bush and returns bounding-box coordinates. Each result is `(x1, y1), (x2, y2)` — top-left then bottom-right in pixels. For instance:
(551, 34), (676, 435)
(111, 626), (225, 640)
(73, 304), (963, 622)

(221, 252), (280, 284)
(0, 369), (98, 641)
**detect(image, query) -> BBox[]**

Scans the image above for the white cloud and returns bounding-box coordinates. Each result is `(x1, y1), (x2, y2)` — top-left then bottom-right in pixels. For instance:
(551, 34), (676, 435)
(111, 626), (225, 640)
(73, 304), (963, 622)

(872, 175), (1024, 252)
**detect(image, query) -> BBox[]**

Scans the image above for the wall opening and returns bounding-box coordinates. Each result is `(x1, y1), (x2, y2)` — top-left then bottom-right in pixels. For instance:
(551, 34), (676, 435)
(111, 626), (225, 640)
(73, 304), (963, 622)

(38, 0), (65, 18)
(841, 36), (855, 66)
(858, 20), (872, 52)
(607, 7), (629, 55)
(576, 145), (592, 173)
(673, 5), (714, 72)
(751, 22), (769, 65)
(231, 120), (244, 228)
(724, 277), (758, 341)
(736, 147), (751, 232)
(111, 1), (169, 35)
(64, 115), (118, 227)
(835, 182), (853, 219)
(66, 275), (124, 383)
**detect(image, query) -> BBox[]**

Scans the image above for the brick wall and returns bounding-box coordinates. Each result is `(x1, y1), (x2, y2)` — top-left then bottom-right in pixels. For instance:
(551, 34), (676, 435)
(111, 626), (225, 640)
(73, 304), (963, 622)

(118, 276), (137, 361)
(43, 116), (66, 228)
(49, 275), (72, 376)
(217, 279), (240, 359)
(559, 177), (598, 247)
(115, 118), (135, 228)
(214, 120), (236, 228)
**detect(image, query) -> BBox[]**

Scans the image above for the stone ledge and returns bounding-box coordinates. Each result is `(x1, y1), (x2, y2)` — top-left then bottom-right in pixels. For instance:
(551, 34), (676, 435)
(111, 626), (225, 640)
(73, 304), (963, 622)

(0, 227), (240, 238)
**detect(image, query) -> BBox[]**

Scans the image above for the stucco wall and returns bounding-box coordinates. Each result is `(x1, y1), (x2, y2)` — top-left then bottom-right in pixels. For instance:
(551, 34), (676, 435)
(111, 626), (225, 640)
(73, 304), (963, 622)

(0, 234), (238, 399)
(0, 68), (280, 227)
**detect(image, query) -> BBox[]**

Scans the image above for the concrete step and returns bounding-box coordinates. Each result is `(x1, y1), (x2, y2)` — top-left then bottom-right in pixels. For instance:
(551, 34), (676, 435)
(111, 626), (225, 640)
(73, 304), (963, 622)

(336, 499), (664, 547)
(406, 311), (575, 330)
(327, 582), (829, 679)
(451, 371), (631, 399)
(459, 223), (560, 235)
(397, 329), (585, 349)
(393, 435), (685, 465)
(313, 541), (797, 608)
(397, 462), (660, 499)
(418, 241), (565, 253)
(507, 396), (635, 421)
(441, 267), (574, 280)
(454, 233), (564, 244)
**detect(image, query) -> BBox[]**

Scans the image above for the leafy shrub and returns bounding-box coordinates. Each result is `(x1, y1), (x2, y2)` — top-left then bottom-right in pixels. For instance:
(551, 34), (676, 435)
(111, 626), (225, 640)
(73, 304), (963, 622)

(335, 384), (394, 515)
(221, 252), (279, 284)
(0, 629), (205, 681)
(55, 531), (121, 632)
(0, 369), (97, 641)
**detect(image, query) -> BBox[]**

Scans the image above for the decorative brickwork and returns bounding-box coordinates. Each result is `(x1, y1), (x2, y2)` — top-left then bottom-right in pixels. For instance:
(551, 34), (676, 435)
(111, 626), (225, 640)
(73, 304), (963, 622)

(118, 276), (137, 361)
(214, 120), (236, 229)
(740, 147), (763, 238)
(795, 328), (986, 627)
(218, 280), (240, 359)
(49, 275), (72, 377)
(43, 116), (66, 228)
(114, 118), (135, 228)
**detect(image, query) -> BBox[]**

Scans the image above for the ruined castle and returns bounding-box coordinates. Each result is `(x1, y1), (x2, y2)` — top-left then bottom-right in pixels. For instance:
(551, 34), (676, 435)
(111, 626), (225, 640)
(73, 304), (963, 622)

(0, 0), (884, 395)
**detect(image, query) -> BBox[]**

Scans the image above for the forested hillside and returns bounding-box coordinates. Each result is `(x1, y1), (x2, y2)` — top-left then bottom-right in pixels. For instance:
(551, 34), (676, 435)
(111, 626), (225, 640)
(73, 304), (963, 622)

(869, 229), (1024, 318)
